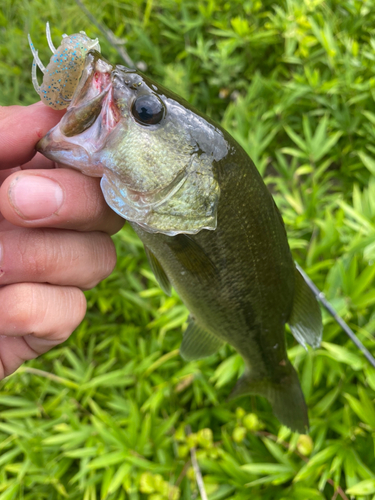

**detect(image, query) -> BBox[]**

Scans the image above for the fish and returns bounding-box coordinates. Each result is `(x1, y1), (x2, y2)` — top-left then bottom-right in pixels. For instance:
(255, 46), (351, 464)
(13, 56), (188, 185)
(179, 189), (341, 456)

(36, 49), (323, 433)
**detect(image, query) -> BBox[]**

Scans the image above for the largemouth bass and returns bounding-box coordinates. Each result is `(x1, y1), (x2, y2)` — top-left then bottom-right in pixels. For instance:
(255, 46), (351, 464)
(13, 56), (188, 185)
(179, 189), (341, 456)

(37, 51), (322, 432)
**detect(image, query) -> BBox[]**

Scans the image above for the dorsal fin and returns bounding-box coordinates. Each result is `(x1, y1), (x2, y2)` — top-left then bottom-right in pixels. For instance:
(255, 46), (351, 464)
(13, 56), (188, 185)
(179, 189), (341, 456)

(180, 317), (224, 361)
(288, 267), (323, 349)
(144, 246), (172, 296)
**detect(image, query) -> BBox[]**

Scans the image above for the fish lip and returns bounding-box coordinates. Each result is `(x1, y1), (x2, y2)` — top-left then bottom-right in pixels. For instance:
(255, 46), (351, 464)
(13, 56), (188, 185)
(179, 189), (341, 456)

(36, 133), (90, 168)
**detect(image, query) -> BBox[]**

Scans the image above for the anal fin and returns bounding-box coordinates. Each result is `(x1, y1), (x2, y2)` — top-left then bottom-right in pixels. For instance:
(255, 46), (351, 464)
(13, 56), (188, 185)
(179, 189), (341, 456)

(180, 317), (224, 361)
(288, 267), (323, 349)
(144, 246), (172, 296)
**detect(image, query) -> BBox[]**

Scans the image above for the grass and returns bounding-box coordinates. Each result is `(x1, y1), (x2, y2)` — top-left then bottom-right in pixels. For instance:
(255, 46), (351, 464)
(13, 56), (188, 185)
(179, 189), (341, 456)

(1, 0), (375, 498)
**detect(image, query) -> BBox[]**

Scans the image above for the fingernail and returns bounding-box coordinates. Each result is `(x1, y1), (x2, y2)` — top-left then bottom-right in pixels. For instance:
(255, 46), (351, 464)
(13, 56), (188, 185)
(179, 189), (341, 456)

(9, 175), (64, 220)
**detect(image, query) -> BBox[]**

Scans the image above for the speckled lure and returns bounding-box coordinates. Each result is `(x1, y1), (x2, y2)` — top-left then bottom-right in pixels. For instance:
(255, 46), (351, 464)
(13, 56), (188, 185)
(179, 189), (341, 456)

(28, 22), (101, 110)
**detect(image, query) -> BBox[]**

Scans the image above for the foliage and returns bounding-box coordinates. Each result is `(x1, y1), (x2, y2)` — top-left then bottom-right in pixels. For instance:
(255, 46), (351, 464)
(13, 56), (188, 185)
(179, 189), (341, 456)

(1, 0), (375, 498)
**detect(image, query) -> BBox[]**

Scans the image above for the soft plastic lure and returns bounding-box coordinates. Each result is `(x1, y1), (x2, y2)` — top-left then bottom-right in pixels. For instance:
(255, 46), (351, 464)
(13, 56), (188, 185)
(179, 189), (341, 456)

(28, 22), (101, 110)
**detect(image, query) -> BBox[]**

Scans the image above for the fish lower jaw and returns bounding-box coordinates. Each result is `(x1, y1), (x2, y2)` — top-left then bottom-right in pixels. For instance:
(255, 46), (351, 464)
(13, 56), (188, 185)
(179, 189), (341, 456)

(36, 132), (103, 177)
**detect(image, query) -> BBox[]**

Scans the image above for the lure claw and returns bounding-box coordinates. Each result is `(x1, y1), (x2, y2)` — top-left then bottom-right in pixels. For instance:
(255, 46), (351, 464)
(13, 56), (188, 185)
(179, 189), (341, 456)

(31, 58), (41, 94)
(28, 34), (46, 73)
(46, 22), (57, 53)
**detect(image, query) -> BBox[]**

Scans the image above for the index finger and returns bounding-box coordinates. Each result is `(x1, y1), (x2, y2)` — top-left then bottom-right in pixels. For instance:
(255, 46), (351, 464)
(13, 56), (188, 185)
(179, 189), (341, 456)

(0, 102), (65, 170)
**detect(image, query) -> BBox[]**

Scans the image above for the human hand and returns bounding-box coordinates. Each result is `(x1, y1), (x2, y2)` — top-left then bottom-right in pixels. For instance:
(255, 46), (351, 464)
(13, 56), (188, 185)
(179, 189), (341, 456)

(0, 102), (125, 379)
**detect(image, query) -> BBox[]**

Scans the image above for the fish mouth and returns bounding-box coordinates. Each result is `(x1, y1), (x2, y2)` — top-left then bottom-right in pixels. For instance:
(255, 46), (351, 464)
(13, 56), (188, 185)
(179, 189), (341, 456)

(37, 50), (121, 177)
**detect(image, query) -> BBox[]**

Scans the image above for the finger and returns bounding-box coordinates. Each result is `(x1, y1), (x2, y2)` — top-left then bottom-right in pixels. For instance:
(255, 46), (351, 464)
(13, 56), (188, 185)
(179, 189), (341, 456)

(0, 283), (86, 379)
(0, 102), (65, 170)
(0, 228), (117, 289)
(0, 168), (125, 235)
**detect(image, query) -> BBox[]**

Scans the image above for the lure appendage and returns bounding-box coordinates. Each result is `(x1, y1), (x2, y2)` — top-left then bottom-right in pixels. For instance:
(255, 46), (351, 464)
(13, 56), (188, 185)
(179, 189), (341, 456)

(28, 23), (101, 110)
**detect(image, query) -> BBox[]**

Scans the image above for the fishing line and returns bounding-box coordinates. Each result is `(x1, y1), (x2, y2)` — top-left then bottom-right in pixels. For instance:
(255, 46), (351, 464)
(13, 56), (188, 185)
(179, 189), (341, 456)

(295, 263), (375, 369)
(74, 0), (135, 68)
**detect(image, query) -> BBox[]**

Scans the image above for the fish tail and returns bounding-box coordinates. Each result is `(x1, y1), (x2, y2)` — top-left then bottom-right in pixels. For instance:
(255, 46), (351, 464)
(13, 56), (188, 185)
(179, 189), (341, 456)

(230, 363), (309, 433)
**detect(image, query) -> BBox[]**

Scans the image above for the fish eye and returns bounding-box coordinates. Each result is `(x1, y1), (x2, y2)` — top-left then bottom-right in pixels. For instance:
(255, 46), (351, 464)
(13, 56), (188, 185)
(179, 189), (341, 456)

(131, 94), (165, 125)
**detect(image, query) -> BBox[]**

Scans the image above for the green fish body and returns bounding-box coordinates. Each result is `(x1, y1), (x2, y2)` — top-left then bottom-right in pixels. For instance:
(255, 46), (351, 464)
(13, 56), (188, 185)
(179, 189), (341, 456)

(38, 51), (322, 432)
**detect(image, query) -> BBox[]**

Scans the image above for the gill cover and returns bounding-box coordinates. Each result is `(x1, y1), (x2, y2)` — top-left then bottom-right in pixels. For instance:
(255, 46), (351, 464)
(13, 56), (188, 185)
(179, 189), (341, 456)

(100, 153), (221, 236)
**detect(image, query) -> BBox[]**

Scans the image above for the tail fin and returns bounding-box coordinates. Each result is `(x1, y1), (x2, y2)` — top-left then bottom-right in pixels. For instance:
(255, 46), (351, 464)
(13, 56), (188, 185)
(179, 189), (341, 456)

(230, 364), (309, 433)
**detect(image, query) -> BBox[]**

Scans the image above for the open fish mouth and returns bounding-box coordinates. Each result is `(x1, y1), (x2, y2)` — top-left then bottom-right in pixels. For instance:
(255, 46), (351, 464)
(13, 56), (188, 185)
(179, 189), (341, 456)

(37, 50), (121, 177)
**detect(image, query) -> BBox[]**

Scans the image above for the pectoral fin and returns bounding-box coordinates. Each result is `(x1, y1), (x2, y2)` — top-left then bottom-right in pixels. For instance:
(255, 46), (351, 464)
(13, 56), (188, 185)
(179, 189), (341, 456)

(180, 317), (224, 361)
(144, 246), (172, 296)
(166, 234), (218, 280)
(288, 267), (323, 349)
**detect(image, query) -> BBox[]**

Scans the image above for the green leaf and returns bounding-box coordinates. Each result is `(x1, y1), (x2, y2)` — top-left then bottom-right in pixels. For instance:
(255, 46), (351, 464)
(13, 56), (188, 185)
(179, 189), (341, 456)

(338, 200), (375, 232)
(241, 463), (294, 475)
(0, 396), (35, 407)
(294, 445), (339, 482)
(346, 479), (375, 496)
(63, 447), (98, 458)
(42, 429), (92, 446)
(344, 391), (375, 429)
(0, 422), (32, 439)
(123, 454), (172, 473)
(358, 151), (375, 175)
(313, 131), (342, 162)
(0, 483), (19, 500)
(261, 438), (295, 467)
(314, 386), (340, 416)
(107, 463), (133, 494)
(362, 110), (375, 126)
(321, 342), (364, 370)
(0, 407), (40, 419)
(351, 264), (375, 301)
(211, 354), (243, 388)
(80, 370), (134, 390)
(284, 125), (308, 152)
(88, 451), (128, 470)
(245, 472), (295, 487)
(280, 147), (307, 159)
(0, 448), (21, 467)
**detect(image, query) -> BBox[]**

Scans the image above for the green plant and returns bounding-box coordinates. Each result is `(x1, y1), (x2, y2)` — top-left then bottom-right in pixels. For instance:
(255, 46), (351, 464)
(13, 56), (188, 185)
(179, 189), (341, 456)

(1, 0), (375, 498)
